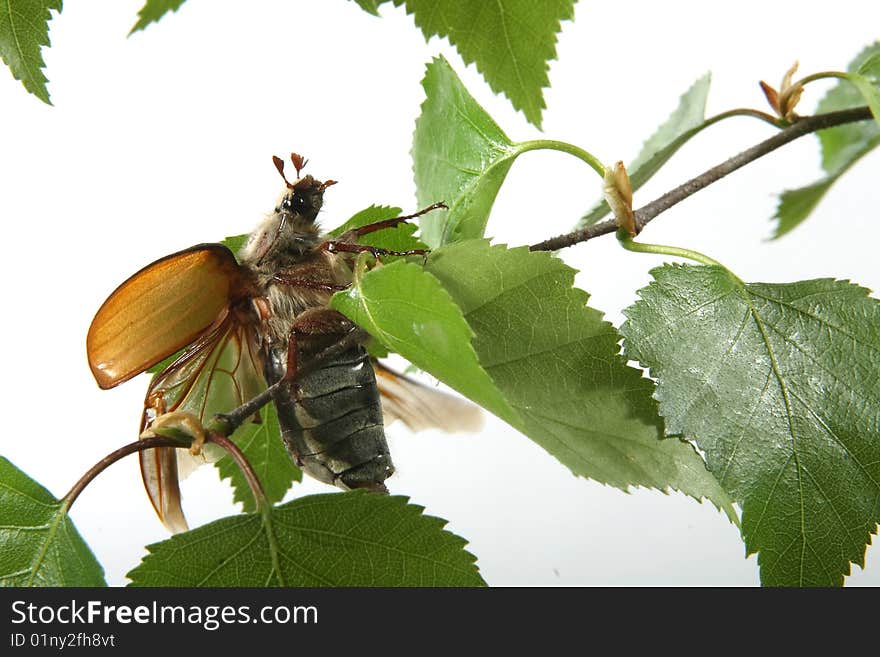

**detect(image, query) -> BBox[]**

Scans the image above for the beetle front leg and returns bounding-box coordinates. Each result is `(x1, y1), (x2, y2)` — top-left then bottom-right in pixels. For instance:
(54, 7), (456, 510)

(324, 201), (447, 258)
(338, 201), (447, 239)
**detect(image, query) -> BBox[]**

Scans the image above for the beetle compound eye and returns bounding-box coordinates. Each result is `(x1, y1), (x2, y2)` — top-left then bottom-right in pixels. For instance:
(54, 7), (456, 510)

(280, 194), (307, 213)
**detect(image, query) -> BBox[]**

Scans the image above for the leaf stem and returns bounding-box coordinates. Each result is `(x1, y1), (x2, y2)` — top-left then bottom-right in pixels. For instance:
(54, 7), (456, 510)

(795, 71), (850, 85)
(62, 436), (190, 510)
(519, 139), (606, 177)
(616, 230), (727, 268)
(704, 107), (784, 128)
(208, 432), (271, 512)
(210, 430), (286, 584)
(530, 105), (874, 251)
(259, 499), (285, 586)
(778, 71), (849, 116)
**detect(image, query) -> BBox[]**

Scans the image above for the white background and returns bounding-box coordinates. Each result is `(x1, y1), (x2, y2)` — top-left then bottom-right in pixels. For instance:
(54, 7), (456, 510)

(1, 0), (879, 586)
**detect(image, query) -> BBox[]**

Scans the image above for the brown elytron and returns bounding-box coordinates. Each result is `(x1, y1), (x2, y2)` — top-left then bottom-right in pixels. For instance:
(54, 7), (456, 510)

(87, 154), (482, 532)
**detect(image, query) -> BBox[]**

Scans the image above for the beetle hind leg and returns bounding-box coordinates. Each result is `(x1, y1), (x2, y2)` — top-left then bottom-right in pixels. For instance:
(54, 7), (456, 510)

(142, 410), (207, 456)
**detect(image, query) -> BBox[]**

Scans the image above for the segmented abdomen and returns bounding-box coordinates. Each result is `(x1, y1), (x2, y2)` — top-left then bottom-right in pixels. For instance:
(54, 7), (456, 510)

(265, 345), (394, 491)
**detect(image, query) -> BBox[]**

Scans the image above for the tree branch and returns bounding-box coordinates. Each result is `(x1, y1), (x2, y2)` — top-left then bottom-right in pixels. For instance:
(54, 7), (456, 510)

(529, 106), (874, 252)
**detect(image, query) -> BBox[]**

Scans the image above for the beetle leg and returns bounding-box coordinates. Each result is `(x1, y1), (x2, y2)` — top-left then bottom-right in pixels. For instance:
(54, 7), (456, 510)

(323, 201), (447, 259)
(272, 273), (350, 292)
(338, 201), (448, 239)
(141, 410), (207, 456)
(321, 241), (429, 258)
(210, 317), (370, 437)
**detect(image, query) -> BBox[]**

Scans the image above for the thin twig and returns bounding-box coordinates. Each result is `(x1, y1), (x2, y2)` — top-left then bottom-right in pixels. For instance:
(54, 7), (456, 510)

(208, 432), (269, 510)
(529, 106), (874, 252)
(62, 435), (189, 509)
(63, 431), (272, 514)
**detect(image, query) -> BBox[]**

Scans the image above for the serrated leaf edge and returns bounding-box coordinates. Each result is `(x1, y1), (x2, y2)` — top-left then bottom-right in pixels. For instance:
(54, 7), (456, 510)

(128, 492), (484, 586)
(395, 0), (574, 127)
(621, 264), (880, 584)
(0, 0), (62, 104)
(430, 243), (734, 517)
(412, 56), (522, 246)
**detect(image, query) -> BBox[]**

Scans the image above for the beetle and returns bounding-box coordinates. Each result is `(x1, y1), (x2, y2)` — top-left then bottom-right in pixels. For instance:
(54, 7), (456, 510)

(87, 153), (481, 532)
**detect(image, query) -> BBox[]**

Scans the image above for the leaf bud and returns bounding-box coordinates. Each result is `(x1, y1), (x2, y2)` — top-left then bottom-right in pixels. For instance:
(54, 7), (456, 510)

(603, 161), (636, 236)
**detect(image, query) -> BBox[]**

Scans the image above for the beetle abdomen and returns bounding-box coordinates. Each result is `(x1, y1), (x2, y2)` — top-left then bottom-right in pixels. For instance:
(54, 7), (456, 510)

(267, 345), (394, 491)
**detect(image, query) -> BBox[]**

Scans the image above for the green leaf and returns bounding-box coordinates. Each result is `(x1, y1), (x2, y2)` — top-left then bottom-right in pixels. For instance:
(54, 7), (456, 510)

(622, 264), (880, 586)
(391, 0), (574, 127)
(847, 52), (880, 128)
(129, 0), (187, 35)
(331, 254), (518, 423)
(221, 233), (248, 258)
(857, 51), (880, 80)
(0, 0), (62, 104)
(772, 179), (841, 240)
(127, 491), (485, 586)
(329, 204), (402, 236)
(579, 74), (712, 227)
(216, 404), (301, 513)
(328, 204), (428, 253)
(0, 457), (106, 586)
(333, 240), (736, 519)
(772, 43), (880, 238)
(350, 0), (382, 16)
(413, 56), (527, 247)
